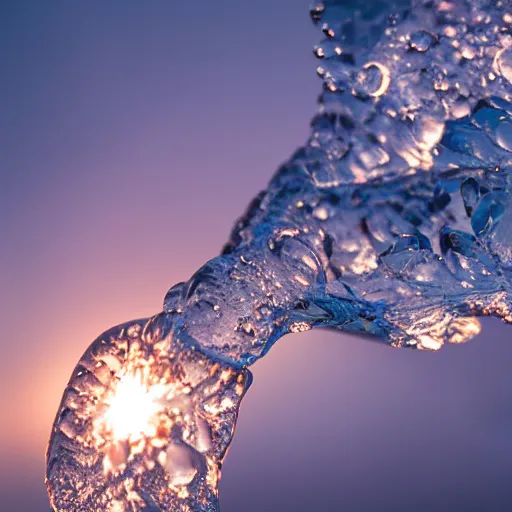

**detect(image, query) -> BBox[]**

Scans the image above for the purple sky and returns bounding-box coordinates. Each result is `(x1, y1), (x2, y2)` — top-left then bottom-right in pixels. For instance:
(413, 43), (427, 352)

(1, 1), (511, 510)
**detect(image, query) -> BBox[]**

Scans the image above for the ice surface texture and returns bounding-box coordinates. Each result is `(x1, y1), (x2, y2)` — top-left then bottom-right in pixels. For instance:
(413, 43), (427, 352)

(47, 1), (512, 510)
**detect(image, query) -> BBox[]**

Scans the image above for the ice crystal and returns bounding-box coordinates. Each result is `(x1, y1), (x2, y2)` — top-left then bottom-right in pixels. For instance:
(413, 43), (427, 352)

(47, 1), (512, 510)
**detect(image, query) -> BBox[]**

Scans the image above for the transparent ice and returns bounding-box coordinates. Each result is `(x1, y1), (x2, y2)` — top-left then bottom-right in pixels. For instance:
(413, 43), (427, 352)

(47, 1), (512, 510)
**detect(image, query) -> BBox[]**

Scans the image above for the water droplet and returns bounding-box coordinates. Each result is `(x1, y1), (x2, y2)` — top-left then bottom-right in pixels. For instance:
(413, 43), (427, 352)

(460, 178), (480, 217)
(313, 206), (329, 220)
(322, 23), (335, 38)
(496, 120), (512, 151)
(409, 31), (436, 52)
(355, 61), (390, 98)
(164, 443), (200, 486)
(494, 46), (512, 84)
(314, 46), (325, 59)
(310, 2), (325, 23)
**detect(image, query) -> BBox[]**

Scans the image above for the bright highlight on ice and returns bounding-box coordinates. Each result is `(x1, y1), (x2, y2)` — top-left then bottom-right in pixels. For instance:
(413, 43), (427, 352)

(101, 373), (160, 442)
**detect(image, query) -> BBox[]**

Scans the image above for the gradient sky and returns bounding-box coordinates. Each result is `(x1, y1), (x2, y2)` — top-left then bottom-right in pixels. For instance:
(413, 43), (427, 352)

(1, 1), (511, 511)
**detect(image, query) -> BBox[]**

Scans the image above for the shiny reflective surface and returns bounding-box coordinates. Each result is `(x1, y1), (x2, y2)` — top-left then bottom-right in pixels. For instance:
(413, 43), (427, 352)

(48, 315), (251, 510)
(46, 1), (512, 511)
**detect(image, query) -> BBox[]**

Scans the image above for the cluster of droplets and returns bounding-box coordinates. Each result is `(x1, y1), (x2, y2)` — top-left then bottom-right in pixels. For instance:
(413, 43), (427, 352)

(307, 0), (512, 184)
(47, 1), (512, 511)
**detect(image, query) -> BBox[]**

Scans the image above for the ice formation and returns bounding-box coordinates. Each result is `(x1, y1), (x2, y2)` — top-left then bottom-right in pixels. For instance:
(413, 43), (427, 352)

(47, 1), (512, 510)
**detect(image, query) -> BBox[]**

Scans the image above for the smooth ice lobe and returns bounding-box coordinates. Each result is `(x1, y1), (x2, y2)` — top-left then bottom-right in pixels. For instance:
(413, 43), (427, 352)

(47, 1), (512, 511)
